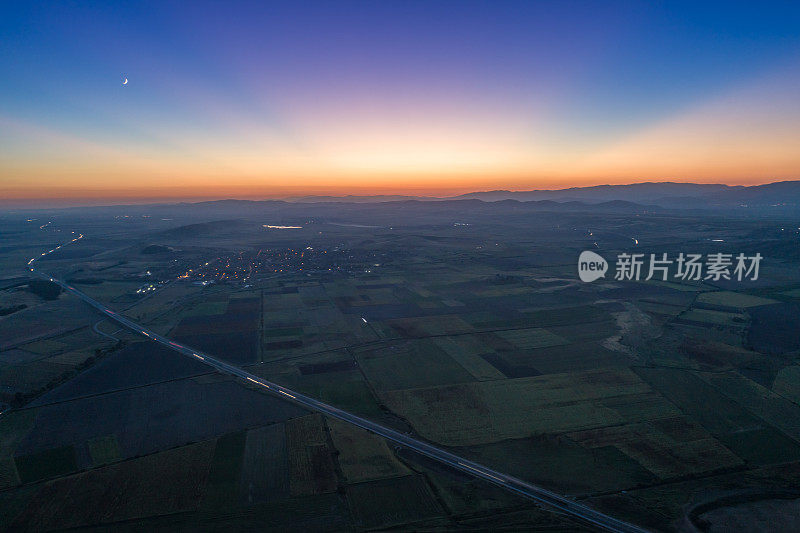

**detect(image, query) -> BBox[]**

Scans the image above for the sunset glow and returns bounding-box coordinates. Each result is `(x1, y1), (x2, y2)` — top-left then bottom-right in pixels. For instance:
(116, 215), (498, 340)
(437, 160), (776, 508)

(2, 2), (800, 203)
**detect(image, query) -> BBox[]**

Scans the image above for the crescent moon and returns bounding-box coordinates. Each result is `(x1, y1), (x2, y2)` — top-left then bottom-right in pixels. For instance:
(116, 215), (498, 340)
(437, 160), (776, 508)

(123, 78), (128, 85)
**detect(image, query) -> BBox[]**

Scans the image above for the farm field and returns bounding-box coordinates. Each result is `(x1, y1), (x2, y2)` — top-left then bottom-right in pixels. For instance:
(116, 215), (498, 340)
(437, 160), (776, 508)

(2, 203), (800, 530)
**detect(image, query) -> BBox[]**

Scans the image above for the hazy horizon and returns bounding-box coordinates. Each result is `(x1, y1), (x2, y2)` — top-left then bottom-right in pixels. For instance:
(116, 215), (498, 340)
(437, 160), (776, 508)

(0, 177), (794, 209)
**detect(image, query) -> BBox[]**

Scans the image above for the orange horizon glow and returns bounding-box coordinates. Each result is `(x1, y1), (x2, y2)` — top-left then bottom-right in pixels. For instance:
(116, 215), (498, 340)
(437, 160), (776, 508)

(0, 173), (795, 205)
(4, 60), (799, 204)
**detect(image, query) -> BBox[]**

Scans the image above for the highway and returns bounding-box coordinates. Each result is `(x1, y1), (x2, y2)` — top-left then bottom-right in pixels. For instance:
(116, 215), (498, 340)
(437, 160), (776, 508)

(27, 236), (649, 533)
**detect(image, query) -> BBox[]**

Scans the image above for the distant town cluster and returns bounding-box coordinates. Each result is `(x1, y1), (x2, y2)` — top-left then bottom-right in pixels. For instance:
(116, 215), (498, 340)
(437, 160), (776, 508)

(175, 246), (389, 286)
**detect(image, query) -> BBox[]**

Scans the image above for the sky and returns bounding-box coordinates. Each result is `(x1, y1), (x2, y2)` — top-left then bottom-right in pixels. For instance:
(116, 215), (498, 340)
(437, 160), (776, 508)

(2, 1), (800, 203)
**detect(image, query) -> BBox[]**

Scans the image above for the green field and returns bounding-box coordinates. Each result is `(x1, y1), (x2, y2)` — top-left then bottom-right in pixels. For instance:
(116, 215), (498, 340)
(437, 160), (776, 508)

(494, 327), (569, 349)
(699, 372), (800, 440)
(773, 366), (800, 405)
(11, 441), (214, 530)
(18, 339), (66, 355)
(201, 431), (246, 512)
(285, 414), (338, 496)
(680, 308), (747, 326)
(239, 423), (289, 504)
(464, 434), (657, 494)
(87, 435), (121, 467)
(567, 420), (741, 480)
(328, 418), (410, 483)
(431, 336), (506, 380)
(382, 368), (661, 446)
(387, 314), (475, 337)
(635, 367), (800, 466)
(346, 474), (443, 529)
(0, 455), (20, 490)
(697, 291), (779, 308)
(357, 340), (476, 391)
(14, 446), (78, 484)
(188, 300), (228, 316)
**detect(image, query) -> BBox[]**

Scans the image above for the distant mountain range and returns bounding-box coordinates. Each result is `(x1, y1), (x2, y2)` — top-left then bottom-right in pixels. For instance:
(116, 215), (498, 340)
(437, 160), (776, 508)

(284, 181), (800, 209)
(454, 182), (734, 203)
(5, 180), (800, 214)
(283, 194), (427, 203)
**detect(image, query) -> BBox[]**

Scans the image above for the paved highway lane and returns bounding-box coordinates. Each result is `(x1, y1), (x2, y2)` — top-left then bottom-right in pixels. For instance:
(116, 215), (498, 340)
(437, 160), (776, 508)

(26, 237), (649, 533)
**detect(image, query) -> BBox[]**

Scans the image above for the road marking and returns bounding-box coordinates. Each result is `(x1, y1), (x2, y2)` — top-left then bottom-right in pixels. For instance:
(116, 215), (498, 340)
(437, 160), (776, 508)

(278, 390), (296, 399)
(457, 462), (505, 482)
